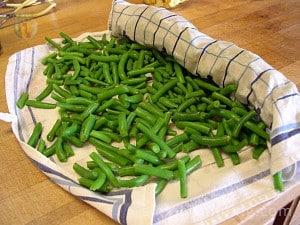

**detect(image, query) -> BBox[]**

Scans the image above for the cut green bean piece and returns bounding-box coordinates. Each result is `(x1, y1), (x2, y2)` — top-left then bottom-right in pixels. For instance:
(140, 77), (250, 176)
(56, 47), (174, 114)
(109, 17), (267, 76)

(155, 179), (168, 196)
(27, 122), (43, 147)
(89, 152), (120, 187)
(25, 100), (56, 109)
(73, 162), (98, 180)
(273, 171), (284, 192)
(90, 169), (107, 191)
(178, 159), (187, 198)
(118, 175), (149, 188)
(252, 144), (266, 160)
(134, 163), (174, 180)
(136, 122), (176, 159)
(16, 92), (29, 109)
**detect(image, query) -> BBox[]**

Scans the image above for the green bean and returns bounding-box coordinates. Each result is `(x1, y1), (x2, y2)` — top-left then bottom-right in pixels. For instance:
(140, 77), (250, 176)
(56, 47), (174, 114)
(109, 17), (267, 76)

(90, 168), (107, 191)
(127, 67), (155, 77)
(166, 132), (189, 147)
(178, 159), (187, 198)
(173, 62), (185, 83)
(136, 117), (165, 148)
(134, 163), (173, 180)
(73, 162), (98, 180)
(59, 32), (74, 44)
(63, 142), (74, 157)
(230, 152), (240, 165)
(175, 121), (211, 135)
(118, 175), (149, 188)
(78, 102), (99, 121)
(174, 155), (201, 179)
(27, 122), (43, 147)
(118, 52), (129, 80)
(155, 179), (168, 196)
(45, 36), (62, 50)
(55, 137), (67, 162)
(172, 111), (206, 122)
(102, 62), (113, 84)
(60, 122), (80, 137)
(194, 79), (219, 92)
(177, 97), (197, 112)
(90, 130), (112, 144)
(222, 138), (248, 153)
(35, 85), (53, 101)
(80, 114), (96, 142)
(252, 144), (266, 160)
(37, 139), (46, 153)
(25, 100), (56, 109)
(96, 147), (131, 167)
(16, 92), (29, 109)
(138, 102), (165, 118)
(117, 165), (136, 177)
(211, 91), (235, 108)
(136, 122), (176, 159)
(46, 120), (61, 142)
(190, 134), (230, 146)
(159, 155), (190, 171)
(42, 52), (57, 65)
(87, 35), (104, 49)
(135, 107), (157, 126)
(182, 140), (201, 152)
(273, 171), (284, 192)
(89, 137), (135, 162)
(151, 78), (178, 102)
(158, 97), (178, 109)
(118, 112), (128, 138)
(64, 135), (84, 147)
(65, 97), (93, 106)
(219, 83), (238, 96)
(90, 54), (119, 62)
(42, 139), (57, 157)
(89, 152), (119, 187)
(58, 102), (86, 112)
(109, 61), (119, 84)
(249, 122), (266, 146)
(53, 84), (72, 98)
(97, 85), (129, 102)
(135, 149), (164, 165)
(211, 147), (224, 167)
(232, 110), (256, 138)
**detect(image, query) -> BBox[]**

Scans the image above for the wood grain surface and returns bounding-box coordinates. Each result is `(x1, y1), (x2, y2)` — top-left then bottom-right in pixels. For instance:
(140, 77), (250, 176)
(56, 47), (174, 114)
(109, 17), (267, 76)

(0, 0), (299, 224)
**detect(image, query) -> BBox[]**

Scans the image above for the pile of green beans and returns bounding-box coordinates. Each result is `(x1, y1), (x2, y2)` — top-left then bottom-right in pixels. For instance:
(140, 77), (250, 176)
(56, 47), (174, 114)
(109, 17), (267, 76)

(19, 31), (283, 197)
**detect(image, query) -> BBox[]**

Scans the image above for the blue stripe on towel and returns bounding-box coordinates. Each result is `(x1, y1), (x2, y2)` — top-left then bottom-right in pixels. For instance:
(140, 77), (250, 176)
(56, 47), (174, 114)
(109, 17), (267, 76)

(153, 169), (270, 223)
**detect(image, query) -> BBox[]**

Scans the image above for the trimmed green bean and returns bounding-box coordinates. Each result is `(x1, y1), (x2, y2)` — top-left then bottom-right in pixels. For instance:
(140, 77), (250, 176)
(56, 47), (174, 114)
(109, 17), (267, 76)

(232, 110), (256, 138)
(73, 162), (98, 180)
(134, 163), (174, 180)
(118, 175), (149, 188)
(252, 144), (266, 160)
(273, 171), (284, 192)
(155, 179), (168, 196)
(27, 122), (43, 147)
(90, 169), (107, 191)
(16, 92), (29, 109)
(136, 122), (176, 159)
(89, 152), (120, 187)
(178, 159), (187, 198)
(25, 100), (56, 109)
(190, 133), (230, 146)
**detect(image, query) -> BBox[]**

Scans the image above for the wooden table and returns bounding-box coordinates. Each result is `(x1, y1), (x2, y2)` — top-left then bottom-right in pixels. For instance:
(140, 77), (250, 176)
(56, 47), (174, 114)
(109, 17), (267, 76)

(0, 0), (299, 224)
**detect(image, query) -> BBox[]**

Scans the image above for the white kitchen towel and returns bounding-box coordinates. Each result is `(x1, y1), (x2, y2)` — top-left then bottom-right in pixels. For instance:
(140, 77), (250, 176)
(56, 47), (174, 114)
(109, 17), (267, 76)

(1, 1), (300, 225)
(109, 0), (300, 178)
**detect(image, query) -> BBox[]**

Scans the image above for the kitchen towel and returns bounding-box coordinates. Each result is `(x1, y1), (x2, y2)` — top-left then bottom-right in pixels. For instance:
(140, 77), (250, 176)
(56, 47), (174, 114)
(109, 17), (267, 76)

(1, 1), (300, 225)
